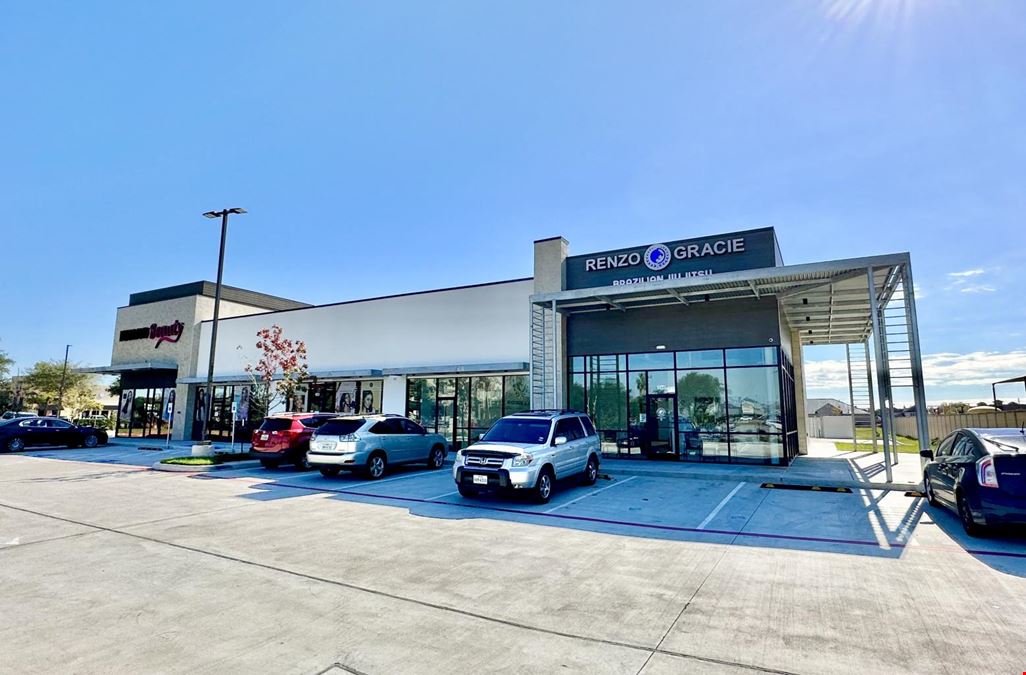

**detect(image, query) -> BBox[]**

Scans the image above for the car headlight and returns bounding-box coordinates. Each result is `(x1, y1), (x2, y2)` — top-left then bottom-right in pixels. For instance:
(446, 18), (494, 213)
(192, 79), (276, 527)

(511, 454), (534, 467)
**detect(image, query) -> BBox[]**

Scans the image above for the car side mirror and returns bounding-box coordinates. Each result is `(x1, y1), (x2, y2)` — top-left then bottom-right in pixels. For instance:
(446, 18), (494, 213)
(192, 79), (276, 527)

(919, 449), (934, 460)
(475, 433), (484, 441)
(553, 435), (568, 446)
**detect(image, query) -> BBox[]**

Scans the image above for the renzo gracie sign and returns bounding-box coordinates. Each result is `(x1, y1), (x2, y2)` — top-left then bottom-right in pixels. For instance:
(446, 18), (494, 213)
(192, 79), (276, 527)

(564, 227), (779, 290)
(118, 320), (185, 348)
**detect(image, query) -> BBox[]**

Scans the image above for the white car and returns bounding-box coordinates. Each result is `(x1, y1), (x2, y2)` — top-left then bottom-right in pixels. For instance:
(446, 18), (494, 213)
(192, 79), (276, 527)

(453, 410), (601, 504)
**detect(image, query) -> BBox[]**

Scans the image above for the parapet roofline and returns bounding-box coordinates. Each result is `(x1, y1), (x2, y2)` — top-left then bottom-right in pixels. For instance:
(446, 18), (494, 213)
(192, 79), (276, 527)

(195, 277), (534, 324)
(127, 281), (311, 311)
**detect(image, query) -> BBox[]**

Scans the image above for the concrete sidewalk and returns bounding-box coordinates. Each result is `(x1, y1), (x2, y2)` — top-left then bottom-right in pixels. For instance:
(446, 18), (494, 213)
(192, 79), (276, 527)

(602, 439), (922, 492)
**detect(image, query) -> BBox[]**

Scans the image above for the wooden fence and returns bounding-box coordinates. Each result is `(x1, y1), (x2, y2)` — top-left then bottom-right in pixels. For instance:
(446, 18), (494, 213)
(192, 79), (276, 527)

(894, 412), (1026, 443)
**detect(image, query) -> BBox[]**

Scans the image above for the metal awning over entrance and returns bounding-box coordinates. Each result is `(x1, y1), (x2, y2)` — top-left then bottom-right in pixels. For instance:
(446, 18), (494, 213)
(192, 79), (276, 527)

(528, 252), (929, 482)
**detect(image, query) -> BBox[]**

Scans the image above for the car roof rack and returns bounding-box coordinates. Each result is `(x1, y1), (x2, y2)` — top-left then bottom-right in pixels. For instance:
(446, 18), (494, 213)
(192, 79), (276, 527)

(508, 409), (584, 418)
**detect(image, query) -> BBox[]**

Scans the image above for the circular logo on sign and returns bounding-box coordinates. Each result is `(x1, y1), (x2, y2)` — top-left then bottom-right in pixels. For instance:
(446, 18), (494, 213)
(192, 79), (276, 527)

(644, 244), (672, 271)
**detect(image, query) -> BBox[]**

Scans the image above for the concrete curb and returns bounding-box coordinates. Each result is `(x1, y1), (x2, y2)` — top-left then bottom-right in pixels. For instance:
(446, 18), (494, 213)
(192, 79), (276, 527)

(151, 460), (262, 473)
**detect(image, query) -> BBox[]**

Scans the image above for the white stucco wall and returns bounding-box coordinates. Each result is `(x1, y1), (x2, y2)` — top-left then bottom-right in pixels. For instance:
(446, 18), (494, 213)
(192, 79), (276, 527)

(196, 280), (533, 378)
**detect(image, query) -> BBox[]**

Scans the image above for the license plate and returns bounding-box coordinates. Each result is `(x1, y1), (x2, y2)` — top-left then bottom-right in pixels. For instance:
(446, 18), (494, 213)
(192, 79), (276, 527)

(472, 474), (488, 485)
(260, 434), (269, 441)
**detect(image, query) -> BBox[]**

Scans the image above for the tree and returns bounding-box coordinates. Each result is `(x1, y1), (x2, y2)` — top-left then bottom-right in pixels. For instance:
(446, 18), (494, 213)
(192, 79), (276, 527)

(677, 371), (725, 430)
(242, 325), (309, 418)
(106, 374), (122, 398)
(0, 346), (13, 412)
(19, 360), (101, 418)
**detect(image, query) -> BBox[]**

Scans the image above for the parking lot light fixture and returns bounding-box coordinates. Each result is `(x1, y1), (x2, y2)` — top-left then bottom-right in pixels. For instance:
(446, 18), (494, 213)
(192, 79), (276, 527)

(199, 207), (246, 442)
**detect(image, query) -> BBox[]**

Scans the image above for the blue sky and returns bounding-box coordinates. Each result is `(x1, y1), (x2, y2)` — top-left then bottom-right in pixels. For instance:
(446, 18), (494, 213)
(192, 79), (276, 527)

(2, 1), (1024, 405)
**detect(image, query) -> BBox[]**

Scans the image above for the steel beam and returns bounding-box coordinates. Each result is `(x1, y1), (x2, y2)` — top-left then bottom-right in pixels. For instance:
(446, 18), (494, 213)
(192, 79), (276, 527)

(867, 267), (894, 483)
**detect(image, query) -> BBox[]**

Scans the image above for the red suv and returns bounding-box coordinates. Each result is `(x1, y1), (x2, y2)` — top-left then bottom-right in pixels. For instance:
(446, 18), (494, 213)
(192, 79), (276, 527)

(250, 413), (335, 470)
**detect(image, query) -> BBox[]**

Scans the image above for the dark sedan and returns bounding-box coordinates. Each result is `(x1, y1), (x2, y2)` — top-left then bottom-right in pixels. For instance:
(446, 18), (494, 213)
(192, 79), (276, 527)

(0, 417), (109, 452)
(922, 428), (1026, 536)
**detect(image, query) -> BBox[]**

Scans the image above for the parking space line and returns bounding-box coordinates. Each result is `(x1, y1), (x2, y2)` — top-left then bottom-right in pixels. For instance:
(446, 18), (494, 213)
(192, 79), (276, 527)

(697, 482), (745, 530)
(338, 470), (446, 490)
(543, 476), (638, 514)
(426, 490), (460, 501)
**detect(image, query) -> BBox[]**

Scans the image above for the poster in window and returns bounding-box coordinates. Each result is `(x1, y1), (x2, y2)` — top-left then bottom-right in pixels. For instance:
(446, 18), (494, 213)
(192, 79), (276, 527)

(194, 387), (206, 421)
(119, 390), (135, 420)
(162, 389), (176, 423)
(237, 386), (251, 422)
(358, 380), (381, 414)
(335, 382), (357, 414)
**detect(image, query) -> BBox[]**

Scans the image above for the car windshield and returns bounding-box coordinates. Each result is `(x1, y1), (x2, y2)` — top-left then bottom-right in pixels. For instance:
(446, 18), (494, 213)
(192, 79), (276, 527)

(481, 418), (551, 445)
(258, 418), (295, 432)
(317, 419), (366, 436)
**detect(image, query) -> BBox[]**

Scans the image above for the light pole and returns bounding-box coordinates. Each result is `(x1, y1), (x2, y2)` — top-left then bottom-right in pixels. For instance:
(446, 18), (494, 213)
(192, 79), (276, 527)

(56, 344), (71, 417)
(199, 207), (246, 442)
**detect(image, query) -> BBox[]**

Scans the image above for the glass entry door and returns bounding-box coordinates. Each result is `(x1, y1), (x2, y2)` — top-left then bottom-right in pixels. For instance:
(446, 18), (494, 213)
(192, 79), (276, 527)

(645, 394), (677, 458)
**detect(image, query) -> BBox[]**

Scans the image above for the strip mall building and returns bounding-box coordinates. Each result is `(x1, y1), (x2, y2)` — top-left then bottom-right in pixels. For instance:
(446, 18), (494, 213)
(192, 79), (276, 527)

(87, 227), (929, 467)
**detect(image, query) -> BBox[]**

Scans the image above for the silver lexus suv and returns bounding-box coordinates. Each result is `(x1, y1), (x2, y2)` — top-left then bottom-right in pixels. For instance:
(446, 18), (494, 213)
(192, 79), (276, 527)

(308, 415), (448, 479)
(453, 410), (601, 504)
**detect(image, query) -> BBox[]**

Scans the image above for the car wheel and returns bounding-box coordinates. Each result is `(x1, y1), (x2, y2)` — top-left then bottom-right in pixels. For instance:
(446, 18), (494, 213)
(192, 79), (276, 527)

(923, 473), (939, 506)
(260, 459), (280, 470)
(319, 466), (341, 478)
(533, 468), (554, 504)
(457, 484), (478, 498)
(365, 452), (386, 480)
(957, 492), (985, 537)
(294, 454), (311, 471)
(6, 437), (25, 452)
(82, 434), (98, 449)
(581, 455), (599, 486)
(427, 445), (445, 470)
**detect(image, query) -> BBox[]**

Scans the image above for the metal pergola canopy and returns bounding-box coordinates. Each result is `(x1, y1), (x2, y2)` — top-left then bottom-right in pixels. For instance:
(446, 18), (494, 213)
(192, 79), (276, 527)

(530, 253), (908, 347)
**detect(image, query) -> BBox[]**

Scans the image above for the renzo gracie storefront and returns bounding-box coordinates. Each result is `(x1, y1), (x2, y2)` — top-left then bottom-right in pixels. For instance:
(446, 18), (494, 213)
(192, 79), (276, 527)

(86, 226), (928, 467)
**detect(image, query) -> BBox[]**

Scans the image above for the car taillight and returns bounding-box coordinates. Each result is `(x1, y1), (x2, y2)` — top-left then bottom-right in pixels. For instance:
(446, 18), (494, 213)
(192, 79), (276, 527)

(976, 457), (999, 488)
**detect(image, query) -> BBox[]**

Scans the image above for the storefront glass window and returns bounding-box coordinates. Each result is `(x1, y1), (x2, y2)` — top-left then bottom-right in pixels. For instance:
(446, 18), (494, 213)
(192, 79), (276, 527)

(568, 345), (792, 465)
(470, 376), (503, 434)
(628, 352), (674, 370)
(503, 375), (530, 415)
(726, 347), (778, 367)
(677, 370), (727, 432)
(676, 349), (724, 369)
(725, 367), (781, 434)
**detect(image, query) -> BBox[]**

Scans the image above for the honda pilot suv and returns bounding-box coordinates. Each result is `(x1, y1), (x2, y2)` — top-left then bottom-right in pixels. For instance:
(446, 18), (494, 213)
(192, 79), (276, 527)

(308, 415), (449, 479)
(453, 410), (601, 504)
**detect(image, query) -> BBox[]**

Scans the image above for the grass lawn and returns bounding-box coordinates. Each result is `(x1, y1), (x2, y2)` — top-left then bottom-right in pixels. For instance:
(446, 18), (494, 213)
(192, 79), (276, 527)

(833, 428), (921, 453)
(160, 453), (252, 466)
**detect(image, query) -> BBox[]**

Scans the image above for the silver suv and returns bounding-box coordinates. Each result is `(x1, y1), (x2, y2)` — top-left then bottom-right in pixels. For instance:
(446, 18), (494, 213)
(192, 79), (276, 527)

(308, 415), (449, 479)
(453, 410), (601, 504)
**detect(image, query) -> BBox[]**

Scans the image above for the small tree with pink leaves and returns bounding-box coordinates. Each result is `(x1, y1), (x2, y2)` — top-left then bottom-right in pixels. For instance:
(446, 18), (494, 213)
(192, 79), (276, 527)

(243, 324), (309, 418)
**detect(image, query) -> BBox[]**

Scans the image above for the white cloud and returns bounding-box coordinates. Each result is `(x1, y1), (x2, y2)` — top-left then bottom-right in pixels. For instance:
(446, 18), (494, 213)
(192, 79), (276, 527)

(947, 269), (985, 279)
(804, 349), (1026, 390)
(959, 284), (996, 294)
(945, 267), (998, 293)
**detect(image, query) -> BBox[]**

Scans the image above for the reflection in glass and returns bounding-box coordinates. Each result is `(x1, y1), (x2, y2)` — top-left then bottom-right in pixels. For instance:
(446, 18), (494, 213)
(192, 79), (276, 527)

(628, 352), (674, 370)
(503, 375), (530, 415)
(730, 435), (783, 464)
(646, 370), (675, 395)
(726, 347), (778, 367)
(726, 367), (781, 434)
(677, 370), (726, 432)
(676, 349), (724, 369)
(588, 371), (626, 431)
(569, 374), (586, 413)
(470, 376), (502, 429)
(698, 432), (729, 461)
(571, 356), (585, 373)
